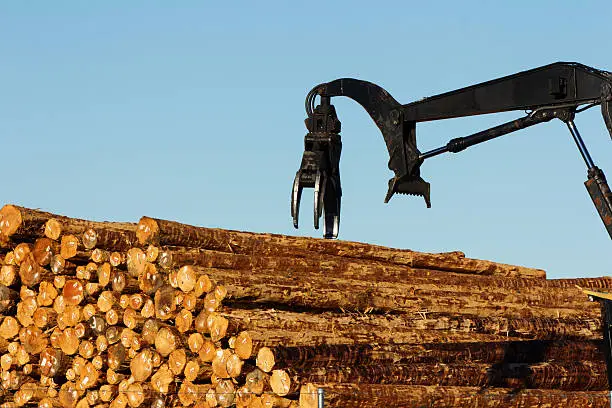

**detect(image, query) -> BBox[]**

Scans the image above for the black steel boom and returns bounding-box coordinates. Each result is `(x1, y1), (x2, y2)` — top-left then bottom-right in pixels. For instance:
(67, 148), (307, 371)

(291, 62), (612, 239)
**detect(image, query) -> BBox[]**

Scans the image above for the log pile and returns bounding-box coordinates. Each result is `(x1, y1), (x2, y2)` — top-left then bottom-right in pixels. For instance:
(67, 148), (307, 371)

(0, 203), (609, 407)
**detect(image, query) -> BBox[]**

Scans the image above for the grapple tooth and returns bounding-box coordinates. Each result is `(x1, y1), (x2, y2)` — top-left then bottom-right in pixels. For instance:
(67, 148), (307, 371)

(291, 173), (303, 228)
(386, 176), (431, 208)
(323, 213), (339, 239)
(313, 171), (327, 230)
(323, 177), (341, 239)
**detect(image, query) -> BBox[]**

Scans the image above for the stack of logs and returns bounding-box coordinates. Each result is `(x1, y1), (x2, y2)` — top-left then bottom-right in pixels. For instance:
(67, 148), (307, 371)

(0, 203), (610, 407)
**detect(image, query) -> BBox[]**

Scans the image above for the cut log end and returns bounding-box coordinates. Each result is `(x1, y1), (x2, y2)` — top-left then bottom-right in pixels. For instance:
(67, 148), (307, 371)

(130, 349), (154, 382)
(0, 205), (23, 239)
(271, 370), (291, 396)
(146, 245), (159, 262)
(256, 347), (275, 373)
(212, 348), (231, 378)
(126, 248), (147, 278)
(62, 280), (84, 306)
(155, 327), (179, 357)
(177, 265), (197, 293)
(235, 331), (253, 360)
(45, 218), (62, 241)
(169, 348), (187, 377)
(60, 235), (80, 259)
(226, 352), (243, 378)
(136, 217), (159, 245)
(82, 229), (98, 250)
(33, 238), (56, 266)
(299, 383), (318, 408)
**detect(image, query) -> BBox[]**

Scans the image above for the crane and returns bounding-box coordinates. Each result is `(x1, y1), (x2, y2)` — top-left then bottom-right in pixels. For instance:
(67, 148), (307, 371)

(291, 62), (612, 240)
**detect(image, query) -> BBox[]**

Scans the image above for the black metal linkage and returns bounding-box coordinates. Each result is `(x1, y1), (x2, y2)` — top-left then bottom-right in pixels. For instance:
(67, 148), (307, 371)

(419, 111), (554, 161)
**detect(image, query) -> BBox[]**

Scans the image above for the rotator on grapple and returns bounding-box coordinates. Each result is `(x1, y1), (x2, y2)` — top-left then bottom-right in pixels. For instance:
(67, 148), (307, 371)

(291, 62), (612, 240)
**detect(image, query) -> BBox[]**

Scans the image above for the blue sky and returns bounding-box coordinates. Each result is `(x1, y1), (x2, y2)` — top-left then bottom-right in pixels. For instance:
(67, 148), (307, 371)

(2, 1), (611, 278)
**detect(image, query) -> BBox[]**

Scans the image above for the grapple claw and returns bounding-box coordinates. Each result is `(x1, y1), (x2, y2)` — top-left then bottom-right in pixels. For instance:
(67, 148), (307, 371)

(291, 98), (342, 238)
(386, 175), (431, 207)
(291, 173), (303, 228)
(313, 171), (325, 230)
(323, 176), (341, 239)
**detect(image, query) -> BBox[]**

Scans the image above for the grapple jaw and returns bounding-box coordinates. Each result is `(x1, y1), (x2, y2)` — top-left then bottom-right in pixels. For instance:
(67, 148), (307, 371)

(384, 120), (431, 207)
(385, 173), (431, 207)
(291, 98), (342, 239)
(291, 97), (431, 239)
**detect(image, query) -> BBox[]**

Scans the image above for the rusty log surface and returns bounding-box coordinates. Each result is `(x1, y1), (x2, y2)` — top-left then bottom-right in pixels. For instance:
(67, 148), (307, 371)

(0, 204), (609, 408)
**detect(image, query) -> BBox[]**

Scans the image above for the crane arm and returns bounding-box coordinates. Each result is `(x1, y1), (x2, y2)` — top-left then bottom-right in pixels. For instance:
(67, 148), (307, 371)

(292, 62), (612, 239)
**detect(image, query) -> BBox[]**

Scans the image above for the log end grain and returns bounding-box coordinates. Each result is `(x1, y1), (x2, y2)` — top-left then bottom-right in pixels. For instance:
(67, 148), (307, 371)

(256, 347), (275, 373)
(235, 331), (253, 360)
(0, 205), (22, 239)
(299, 383), (318, 408)
(136, 217), (159, 245)
(44, 218), (62, 241)
(271, 369), (291, 396)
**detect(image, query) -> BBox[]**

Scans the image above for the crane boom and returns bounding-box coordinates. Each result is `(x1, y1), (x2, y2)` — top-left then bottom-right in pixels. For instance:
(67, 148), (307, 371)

(291, 62), (612, 239)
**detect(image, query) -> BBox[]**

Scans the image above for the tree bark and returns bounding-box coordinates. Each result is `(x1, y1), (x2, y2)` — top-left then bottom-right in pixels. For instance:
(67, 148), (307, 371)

(159, 247), (612, 294)
(221, 308), (601, 347)
(319, 384), (610, 408)
(285, 361), (608, 391)
(201, 266), (599, 318)
(109, 260), (598, 318)
(138, 217), (545, 278)
(0, 205), (52, 244)
(153, 247), (611, 316)
(270, 340), (605, 370)
(0, 205), (137, 251)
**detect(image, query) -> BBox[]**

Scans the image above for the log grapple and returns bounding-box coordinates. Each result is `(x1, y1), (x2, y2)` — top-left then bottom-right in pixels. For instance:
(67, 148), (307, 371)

(292, 62), (612, 239)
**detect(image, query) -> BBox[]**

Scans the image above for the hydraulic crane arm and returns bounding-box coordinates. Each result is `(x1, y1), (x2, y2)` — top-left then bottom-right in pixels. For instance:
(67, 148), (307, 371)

(292, 62), (612, 238)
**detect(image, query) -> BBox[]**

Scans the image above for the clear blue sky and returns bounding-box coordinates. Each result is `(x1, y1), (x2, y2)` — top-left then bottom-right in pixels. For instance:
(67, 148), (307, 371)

(2, 1), (611, 278)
